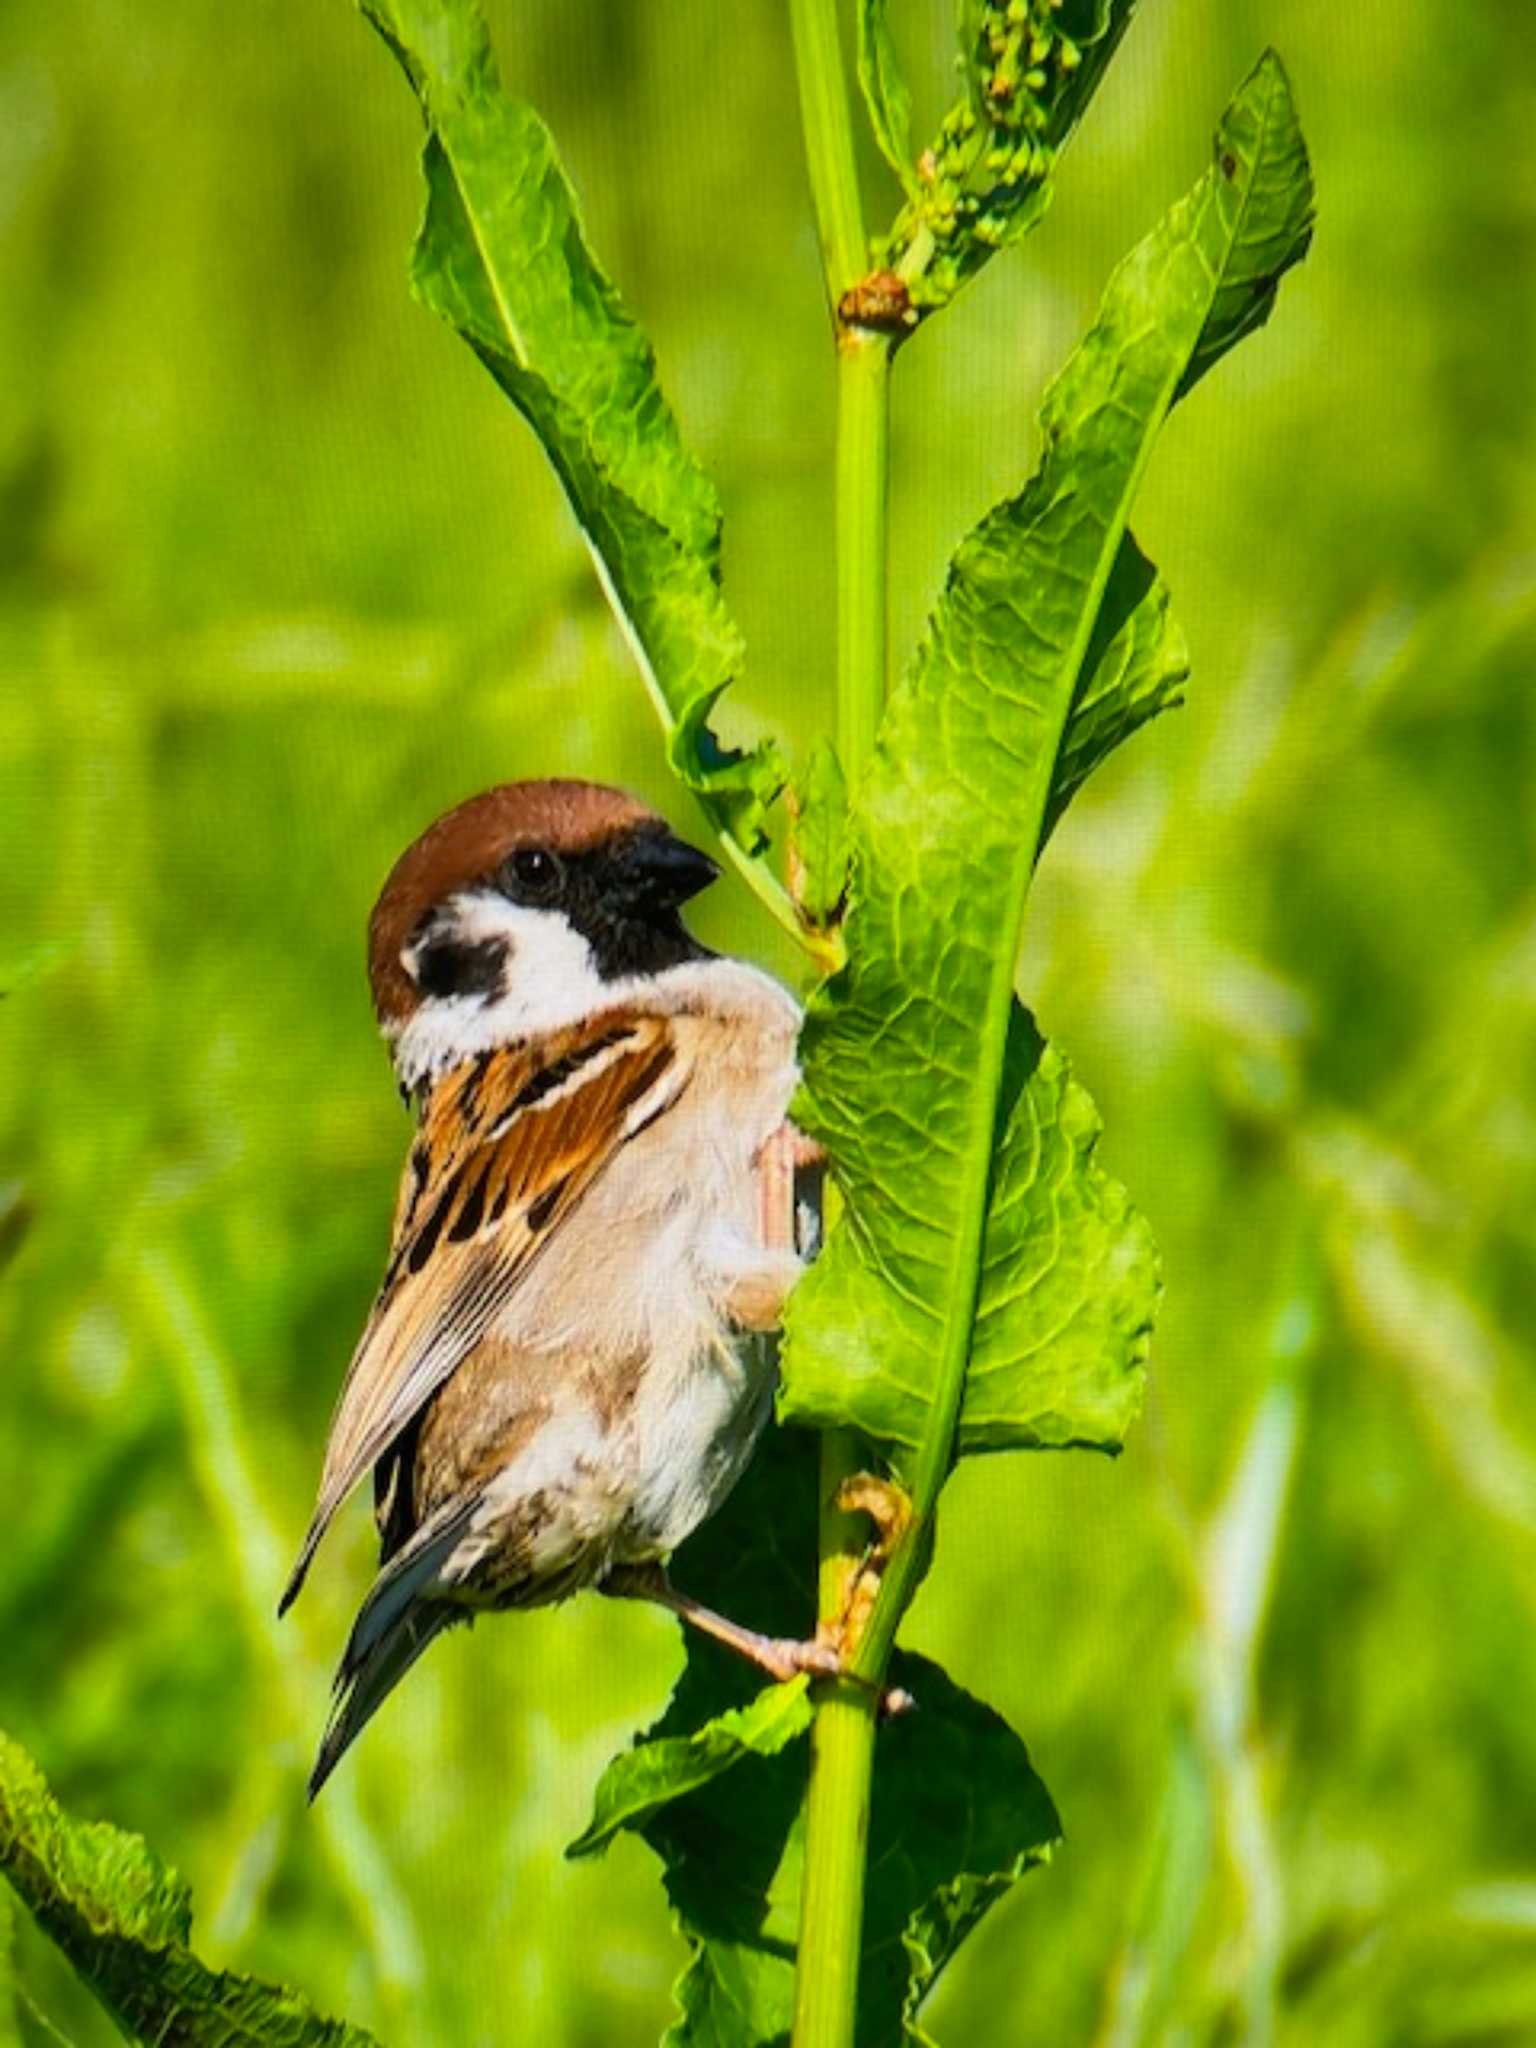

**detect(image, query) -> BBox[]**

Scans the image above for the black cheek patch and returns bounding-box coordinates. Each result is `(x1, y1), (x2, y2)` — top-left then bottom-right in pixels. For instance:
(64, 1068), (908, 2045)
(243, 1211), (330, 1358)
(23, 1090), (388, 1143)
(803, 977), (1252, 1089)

(413, 935), (509, 1003)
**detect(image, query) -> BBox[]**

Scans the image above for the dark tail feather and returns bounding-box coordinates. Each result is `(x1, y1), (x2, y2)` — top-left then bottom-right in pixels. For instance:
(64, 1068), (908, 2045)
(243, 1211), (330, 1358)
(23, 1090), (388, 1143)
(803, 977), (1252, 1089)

(278, 1515), (325, 1618)
(307, 1497), (478, 1799)
(308, 1600), (459, 1799)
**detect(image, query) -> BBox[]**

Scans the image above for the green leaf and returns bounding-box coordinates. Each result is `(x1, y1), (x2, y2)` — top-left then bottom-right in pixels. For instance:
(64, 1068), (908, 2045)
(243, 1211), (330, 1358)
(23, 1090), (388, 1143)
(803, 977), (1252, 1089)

(662, 1656), (1058, 2048)
(789, 1015), (1157, 1460)
(362, 0), (782, 849)
(0, 1729), (378, 2048)
(567, 1678), (814, 1861)
(1176, 49), (1316, 396)
(857, 0), (920, 199)
(782, 53), (1313, 1472)
(585, 1427), (1059, 2046)
(1045, 531), (1188, 847)
(879, 0), (1140, 317)
(787, 736), (851, 930)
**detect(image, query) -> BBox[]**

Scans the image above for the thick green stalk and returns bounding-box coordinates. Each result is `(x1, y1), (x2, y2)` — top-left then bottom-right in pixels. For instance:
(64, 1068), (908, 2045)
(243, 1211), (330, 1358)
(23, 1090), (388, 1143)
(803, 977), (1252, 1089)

(835, 333), (891, 767)
(786, 4), (893, 2045)
(787, 0), (867, 306)
(796, 1433), (878, 2048)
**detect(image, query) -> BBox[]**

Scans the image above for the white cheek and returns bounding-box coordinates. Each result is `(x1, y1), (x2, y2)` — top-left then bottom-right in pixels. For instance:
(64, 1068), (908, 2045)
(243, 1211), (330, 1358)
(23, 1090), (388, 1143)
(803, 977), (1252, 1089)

(391, 895), (612, 1082)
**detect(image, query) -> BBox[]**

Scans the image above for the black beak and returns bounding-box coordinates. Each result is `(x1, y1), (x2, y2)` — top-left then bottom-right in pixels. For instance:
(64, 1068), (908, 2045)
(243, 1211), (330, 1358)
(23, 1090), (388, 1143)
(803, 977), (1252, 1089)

(622, 828), (720, 912)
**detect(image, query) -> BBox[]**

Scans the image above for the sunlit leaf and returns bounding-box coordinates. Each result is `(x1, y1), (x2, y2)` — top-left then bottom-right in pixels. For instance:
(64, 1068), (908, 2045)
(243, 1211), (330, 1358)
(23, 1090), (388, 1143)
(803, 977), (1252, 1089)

(783, 54), (1314, 1469)
(788, 1015), (1157, 1459)
(362, 0), (782, 848)
(0, 1730), (378, 2048)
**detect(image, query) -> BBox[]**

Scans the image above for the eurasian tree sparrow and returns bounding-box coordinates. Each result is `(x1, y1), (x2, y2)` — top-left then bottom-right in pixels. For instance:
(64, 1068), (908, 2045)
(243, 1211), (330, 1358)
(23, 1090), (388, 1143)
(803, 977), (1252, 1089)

(280, 779), (834, 1795)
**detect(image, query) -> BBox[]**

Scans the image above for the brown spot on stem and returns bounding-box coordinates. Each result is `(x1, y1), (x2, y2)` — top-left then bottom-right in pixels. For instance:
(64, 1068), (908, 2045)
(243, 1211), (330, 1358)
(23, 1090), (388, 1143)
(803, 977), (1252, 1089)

(838, 269), (919, 336)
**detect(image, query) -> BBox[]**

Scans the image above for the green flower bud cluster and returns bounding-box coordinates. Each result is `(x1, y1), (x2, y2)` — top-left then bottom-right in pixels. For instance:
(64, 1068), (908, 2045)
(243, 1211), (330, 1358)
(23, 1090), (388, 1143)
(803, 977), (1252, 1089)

(879, 0), (1087, 313)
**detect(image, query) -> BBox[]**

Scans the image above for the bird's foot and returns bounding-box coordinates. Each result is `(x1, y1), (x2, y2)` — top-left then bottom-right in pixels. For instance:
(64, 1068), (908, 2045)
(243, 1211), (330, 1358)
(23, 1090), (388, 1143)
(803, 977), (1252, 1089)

(825, 1471), (916, 1659)
(602, 1563), (913, 1716)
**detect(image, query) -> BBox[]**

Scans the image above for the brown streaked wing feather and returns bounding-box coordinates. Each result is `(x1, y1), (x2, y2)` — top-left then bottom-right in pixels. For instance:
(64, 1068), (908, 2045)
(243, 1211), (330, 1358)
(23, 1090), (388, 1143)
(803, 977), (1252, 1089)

(280, 1015), (685, 1610)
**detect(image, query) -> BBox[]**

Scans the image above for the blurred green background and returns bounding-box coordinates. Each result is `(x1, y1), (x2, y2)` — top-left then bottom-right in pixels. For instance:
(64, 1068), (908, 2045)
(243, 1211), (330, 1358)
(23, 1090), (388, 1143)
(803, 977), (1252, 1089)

(2, 1), (1534, 2042)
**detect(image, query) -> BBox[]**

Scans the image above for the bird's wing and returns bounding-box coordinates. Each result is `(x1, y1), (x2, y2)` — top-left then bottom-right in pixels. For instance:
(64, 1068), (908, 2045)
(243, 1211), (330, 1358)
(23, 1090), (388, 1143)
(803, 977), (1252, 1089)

(280, 1014), (688, 1611)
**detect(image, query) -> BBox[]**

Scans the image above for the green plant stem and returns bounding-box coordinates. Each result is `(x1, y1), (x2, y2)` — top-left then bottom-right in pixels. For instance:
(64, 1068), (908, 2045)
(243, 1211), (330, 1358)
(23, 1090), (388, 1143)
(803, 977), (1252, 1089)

(711, 823), (815, 948)
(787, 3), (898, 2045)
(788, 0), (867, 307)
(795, 1427), (878, 2048)
(835, 333), (891, 768)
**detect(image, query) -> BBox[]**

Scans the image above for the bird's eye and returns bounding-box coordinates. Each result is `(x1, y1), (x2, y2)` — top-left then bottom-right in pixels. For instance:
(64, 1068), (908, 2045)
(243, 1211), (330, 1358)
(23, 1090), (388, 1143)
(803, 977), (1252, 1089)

(504, 847), (561, 897)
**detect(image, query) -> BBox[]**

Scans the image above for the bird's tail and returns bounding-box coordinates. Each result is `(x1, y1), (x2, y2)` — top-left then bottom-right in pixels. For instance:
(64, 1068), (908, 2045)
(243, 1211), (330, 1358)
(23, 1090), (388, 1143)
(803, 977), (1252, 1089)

(308, 1500), (476, 1799)
(309, 1602), (459, 1799)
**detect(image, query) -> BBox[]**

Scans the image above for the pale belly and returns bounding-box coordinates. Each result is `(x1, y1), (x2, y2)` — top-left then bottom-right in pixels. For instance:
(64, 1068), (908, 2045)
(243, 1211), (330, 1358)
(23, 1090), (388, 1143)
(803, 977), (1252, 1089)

(613, 1329), (778, 1560)
(449, 1324), (779, 1609)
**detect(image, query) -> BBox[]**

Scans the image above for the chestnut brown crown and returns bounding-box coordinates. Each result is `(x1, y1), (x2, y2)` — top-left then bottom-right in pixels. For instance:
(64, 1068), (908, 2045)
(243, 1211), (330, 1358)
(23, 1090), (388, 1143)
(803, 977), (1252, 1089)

(368, 779), (663, 1025)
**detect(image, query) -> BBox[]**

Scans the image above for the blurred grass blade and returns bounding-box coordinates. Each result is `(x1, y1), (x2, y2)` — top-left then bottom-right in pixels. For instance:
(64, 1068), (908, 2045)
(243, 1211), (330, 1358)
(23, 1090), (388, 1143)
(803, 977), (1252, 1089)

(0, 1730), (378, 2048)
(783, 54), (1313, 1478)
(0, 938), (76, 999)
(362, 0), (782, 850)
(856, 0), (920, 199)
(0, 1891), (19, 2048)
(582, 1427), (1059, 2046)
(1097, 1715), (1214, 2048)
(138, 1248), (425, 2007)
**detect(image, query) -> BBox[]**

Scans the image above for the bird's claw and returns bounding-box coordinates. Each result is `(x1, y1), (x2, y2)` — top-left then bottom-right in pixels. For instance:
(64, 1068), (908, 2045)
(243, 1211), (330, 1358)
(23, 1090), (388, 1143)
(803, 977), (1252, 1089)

(757, 1634), (842, 1683)
(748, 1633), (915, 1717)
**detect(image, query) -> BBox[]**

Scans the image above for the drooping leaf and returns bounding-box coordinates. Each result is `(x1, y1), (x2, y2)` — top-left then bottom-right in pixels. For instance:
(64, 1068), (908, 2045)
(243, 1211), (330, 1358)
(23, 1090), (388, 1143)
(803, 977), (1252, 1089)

(568, 1678), (814, 1861)
(878, 0), (1140, 318)
(782, 54), (1314, 1469)
(0, 1730), (378, 2048)
(362, 0), (782, 848)
(580, 1426), (1059, 2046)
(787, 735), (851, 931)
(857, 0), (921, 199)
